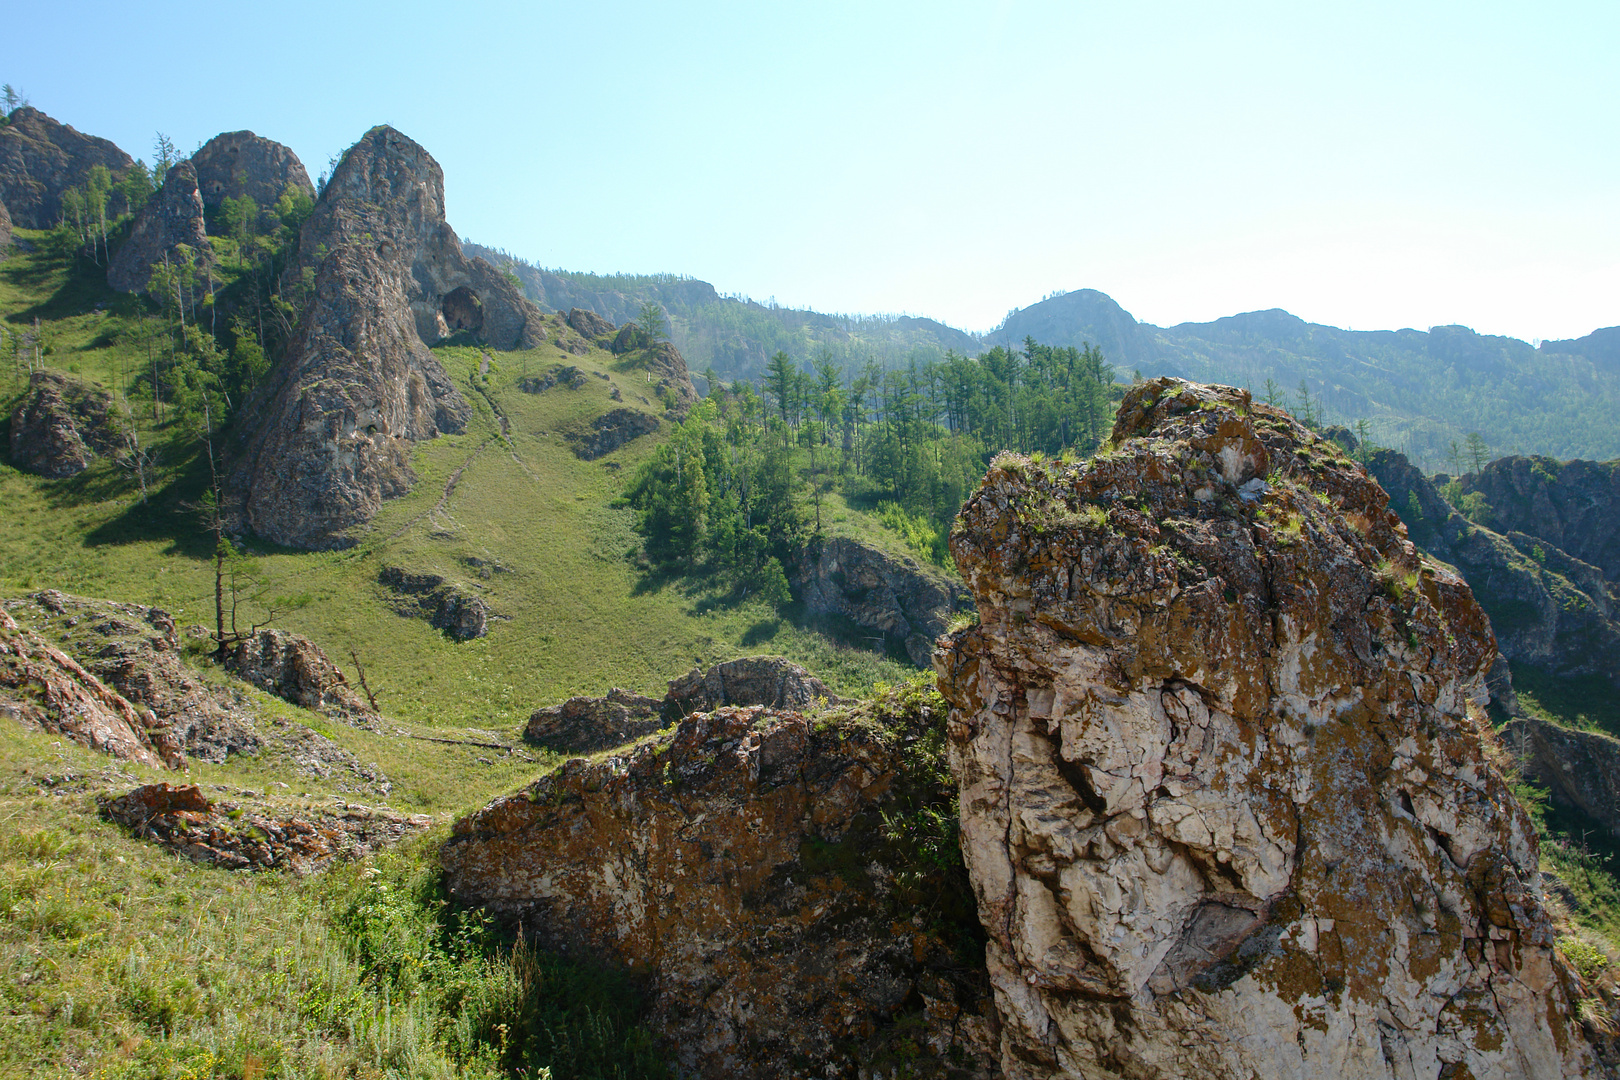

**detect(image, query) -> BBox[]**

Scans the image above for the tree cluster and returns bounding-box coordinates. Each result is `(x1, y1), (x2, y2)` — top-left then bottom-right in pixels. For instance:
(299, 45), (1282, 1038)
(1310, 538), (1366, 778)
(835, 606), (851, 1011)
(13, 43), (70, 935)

(625, 337), (1125, 601)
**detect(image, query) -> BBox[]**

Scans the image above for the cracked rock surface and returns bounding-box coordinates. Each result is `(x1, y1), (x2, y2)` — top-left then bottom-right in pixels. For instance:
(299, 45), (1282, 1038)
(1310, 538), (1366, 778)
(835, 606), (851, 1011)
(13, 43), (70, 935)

(936, 377), (1601, 1079)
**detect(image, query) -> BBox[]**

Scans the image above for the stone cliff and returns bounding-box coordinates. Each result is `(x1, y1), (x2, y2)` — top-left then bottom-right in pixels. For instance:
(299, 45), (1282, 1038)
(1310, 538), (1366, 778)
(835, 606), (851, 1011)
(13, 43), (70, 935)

(190, 130), (314, 219)
(445, 688), (1000, 1078)
(936, 378), (1600, 1078)
(0, 106), (134, 229)
(1463, 456), (1620, 583)
(796, 535), (972, 667)
(230, 125), (553, 548)
(106, 159), (212, 293)
(1370, 449), (1620, 690)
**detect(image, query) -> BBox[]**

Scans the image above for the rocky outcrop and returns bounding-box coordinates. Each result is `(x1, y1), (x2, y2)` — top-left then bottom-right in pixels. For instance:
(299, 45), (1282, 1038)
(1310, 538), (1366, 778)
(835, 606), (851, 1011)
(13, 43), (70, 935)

(106, 160), (212, 293)
(0, 197), (10, 257)
(566, 307), (615, 343)
(377, 566), (489, 641)
(796, 536), (971, 667)
(517, 364), (586, 393)
(663, 655), (835, 717)
(570, 407), (658, 459)
(8, 370), (119, 477)
(1, 606), (181, 769)
(231, 126), (547, 549)
(1464, 456), (1620, 582)
(524, 658), (834, 755)
(937, 378), (1599, 1079)
(445, 693), (999, 1078)
(1505, 717), (1620, 840)
(224, 629), (377, 724)
(0, 106), (133, 228)
(637, 340), (698, 409)
(14, 591), (258, 762)
(100, 783), (429, 874)
(1370, 449), (1620, 689)
(190, 130), (314, 218)
(291, 126), (545, 351)
(524, 687), (663, 754)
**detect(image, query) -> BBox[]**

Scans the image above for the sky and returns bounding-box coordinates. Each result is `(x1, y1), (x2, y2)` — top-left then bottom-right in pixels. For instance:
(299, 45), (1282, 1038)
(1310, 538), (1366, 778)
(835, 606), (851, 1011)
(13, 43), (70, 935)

(8, 1), (1617, 342)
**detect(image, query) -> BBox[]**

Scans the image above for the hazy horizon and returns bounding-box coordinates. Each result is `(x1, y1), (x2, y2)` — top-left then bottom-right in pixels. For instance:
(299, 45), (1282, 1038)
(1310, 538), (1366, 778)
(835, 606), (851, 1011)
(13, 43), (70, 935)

(10, 0), (1616, 343)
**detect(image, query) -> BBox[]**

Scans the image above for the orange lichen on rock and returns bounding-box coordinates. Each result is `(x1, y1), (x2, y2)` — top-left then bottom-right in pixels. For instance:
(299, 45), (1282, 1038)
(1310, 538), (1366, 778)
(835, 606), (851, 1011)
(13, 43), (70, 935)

(937, 378), (1600, 1079)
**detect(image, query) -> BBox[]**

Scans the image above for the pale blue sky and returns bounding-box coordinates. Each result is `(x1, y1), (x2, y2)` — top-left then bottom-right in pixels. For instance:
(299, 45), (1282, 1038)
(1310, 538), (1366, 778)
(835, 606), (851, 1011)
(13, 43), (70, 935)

(9, 1), (1617, 341)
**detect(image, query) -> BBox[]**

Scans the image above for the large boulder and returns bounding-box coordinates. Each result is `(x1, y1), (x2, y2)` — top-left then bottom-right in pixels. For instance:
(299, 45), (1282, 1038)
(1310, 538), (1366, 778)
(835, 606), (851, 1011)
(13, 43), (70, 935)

(524, 687), (663, 754)
(224, 628), (376, 725)
(189, 130), (314, 218)
(444, 697), (999, 1077)
(662, 655), (834, 717)
(936, 378), (1599, 1079)
(106, 160), (212, 293)
(8, 369), (119, 477)
(0, 106), (134, 228)
(795, 535), (971, 667)
(100, 783), (428, 874)
(230, 126), (549, 548)
(1370, 449), (1620, 689)
(565, 306), (615, 342)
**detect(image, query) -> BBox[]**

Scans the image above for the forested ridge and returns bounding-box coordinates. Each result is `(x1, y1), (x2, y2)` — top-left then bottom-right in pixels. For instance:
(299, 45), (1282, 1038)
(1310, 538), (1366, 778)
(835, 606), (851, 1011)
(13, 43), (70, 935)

(624, 338), (1122, 588)
(468, 241), (1620, 472)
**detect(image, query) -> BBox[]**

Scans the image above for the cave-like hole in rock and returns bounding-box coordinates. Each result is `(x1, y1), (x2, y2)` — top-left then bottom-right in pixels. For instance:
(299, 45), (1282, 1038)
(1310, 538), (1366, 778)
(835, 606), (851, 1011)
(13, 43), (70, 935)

(441, 286), (484, 333)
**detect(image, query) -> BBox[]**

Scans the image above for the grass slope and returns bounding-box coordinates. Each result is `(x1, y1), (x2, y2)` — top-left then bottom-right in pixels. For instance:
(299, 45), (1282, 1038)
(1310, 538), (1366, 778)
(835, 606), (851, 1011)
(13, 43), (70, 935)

(1, 229), (912, 748)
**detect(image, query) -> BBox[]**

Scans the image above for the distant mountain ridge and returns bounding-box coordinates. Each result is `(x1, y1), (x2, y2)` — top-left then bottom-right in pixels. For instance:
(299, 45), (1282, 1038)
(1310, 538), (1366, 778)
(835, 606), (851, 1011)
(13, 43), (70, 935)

(467, 245), (1618, 467)
(991, 290), (1620, 466)
(463, 242), (982, 384)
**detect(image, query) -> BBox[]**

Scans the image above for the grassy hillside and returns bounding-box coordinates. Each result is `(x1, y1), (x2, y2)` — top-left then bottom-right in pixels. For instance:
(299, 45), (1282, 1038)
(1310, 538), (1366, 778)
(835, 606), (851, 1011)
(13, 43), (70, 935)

(1, 228), (912, 747)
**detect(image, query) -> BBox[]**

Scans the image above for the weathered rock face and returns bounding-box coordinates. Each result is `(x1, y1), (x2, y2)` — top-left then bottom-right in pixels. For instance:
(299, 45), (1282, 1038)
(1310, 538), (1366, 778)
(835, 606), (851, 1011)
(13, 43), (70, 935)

(524, 687), (663, 754)
(231, 126), (553, 548)
(13, 591), (258, 762)
(639, 340), (698, 409)
(1505, 717), (1620, 840)
(1, 605), (183, 769)
(566, 306), (615, 342)
(224, 629), (376, 725)
(663, 655), (835, 717)
(1464, 456), (1620, 583)
(796, 536), (972, 667)
(0, 107), (134, 228)
(937, 378), (1598, 1079)
(445, 696), (999, 1078)
(1371, 449), (1620, 689)
(570, 406), (658, 459)
(377, 566), (489, 641)
(292, 126), (545, 351)
(106, 160), (212, 293)
(100, 783), (429, 874)
(0, 197), (11, 257)
(8, 370), (119, 477)
(190, 130), (314, 218)
(234, 242), (470, 548)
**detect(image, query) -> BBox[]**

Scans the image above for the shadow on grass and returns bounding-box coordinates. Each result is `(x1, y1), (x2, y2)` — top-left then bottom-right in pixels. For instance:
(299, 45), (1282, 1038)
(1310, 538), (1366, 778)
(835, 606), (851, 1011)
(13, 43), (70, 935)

(4, 235), (139, 325)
